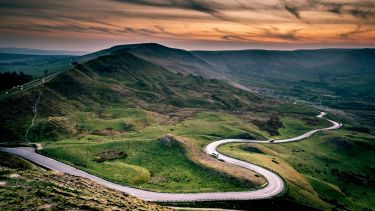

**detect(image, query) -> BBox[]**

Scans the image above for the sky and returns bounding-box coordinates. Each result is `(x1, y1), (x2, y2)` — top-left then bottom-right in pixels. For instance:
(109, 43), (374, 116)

(0, 0), (375, 51)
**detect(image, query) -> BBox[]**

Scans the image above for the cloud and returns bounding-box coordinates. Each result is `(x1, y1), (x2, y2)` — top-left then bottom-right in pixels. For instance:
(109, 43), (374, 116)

(215, 27), (302, 42)
(0, 0), (374, 50)
(259, 27), (302, 41)
(340, 24), (375, 39)
(222, 35), (249, 41)
(349, 8), (374, 19)
(0, 23), (123, 36)
(279, 0), (375, 22)
(113, 0), (235, 22)
(281, 0), (301, 19)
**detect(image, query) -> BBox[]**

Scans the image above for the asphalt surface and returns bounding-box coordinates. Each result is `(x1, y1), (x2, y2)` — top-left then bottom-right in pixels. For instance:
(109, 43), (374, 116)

(0, 112), (341, 202)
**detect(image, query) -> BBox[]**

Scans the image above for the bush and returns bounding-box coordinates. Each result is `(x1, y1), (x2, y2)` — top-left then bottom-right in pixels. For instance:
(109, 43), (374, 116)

(93, 151), (127, 163)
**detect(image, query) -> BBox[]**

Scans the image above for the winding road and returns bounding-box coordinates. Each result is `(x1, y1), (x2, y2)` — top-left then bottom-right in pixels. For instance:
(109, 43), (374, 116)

(0, 112), (341, 202)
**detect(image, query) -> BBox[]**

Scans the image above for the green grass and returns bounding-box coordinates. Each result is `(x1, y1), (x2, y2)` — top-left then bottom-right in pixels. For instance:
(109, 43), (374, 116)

(276, 116), (330, 138)
(41, 138), (255, 193)
(71, 108), (269, 143)
(217, 127), (375, 210)
(170, 112), (268, 143)
(38, 107), (327, 194)
(74, 108), (157, 131)
(39, 110), (274, 193)
(4, 45), (369, 208)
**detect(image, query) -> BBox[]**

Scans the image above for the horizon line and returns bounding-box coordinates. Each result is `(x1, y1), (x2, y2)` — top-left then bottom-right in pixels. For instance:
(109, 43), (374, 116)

(1, 42), (374, 54)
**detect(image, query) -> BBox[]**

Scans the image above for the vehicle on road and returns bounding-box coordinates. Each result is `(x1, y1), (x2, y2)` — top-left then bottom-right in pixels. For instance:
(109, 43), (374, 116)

(211, 152), (219, 158)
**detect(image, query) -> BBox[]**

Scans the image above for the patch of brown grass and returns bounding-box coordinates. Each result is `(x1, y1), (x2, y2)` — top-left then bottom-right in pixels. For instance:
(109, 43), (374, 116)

(0, 164), (170, 210)
(91, 129), (126, 136)
(93, 150), (127, 163)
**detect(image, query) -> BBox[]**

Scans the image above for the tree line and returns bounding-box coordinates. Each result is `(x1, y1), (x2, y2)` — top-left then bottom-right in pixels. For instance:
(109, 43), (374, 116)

(0, 71), (32, 91)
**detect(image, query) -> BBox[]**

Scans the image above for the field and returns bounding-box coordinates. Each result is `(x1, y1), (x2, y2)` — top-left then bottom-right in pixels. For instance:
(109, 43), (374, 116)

(40, 109), (272, 193)
(218, 124), (375, 210)
(37, 105), (331, 194)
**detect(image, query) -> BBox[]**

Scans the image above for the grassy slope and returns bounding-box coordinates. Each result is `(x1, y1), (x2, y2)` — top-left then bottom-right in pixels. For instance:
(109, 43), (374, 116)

(1, 44), (368, 206)
(40, 110), (271, 192)
(218, 123), (375, 210)
(193, 49), (375, 133)
(39, 108), (328, 193)
(0, 50), (263, 143)
(0, 151), (169, 210)
(0, 49), (283, 192)
(41, 138), (258, 193)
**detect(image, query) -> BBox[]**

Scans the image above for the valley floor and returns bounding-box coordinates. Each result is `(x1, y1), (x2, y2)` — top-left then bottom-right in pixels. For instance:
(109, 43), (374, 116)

(36, 109), (375, 210)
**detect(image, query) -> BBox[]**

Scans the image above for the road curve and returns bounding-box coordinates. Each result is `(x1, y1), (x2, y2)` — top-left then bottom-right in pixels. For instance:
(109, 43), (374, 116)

(0, 112), (341, 202)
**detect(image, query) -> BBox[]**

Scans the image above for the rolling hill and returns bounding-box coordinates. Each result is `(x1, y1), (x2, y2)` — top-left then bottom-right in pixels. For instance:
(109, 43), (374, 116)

(0, 44), (267, 143)
(79, 43), (228, 80)
(192, 48), (375, 132)
(0, 43), (374, 210)
(80, 44), (375, 132)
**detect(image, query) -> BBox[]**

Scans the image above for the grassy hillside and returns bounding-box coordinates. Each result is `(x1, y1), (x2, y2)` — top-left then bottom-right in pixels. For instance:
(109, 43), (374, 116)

(0, 48), (271, 143)
(0, 44), (326, 194)
(1, 43), (372, 208)
(193, 49), (375, 95)
(218, 125), (375, 210)
(41, 137), (261, 193)
(193, 49), (375, 133)
(83, 44), (375, 132)
(80, 43), (227, 80)
(79, 44), (375, 134)
(0, 151), (169, 210)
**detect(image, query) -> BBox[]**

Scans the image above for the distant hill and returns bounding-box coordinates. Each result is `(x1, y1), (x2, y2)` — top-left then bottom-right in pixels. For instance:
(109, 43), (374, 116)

(0, 47), (89, 56)
(79, 43), (228, 80)
(192, 48), (375, 96)
(1, 43), (374, 141)
(192, 48), (375, 132)
(0, 53), (74, 77)
(80, 44), (375, 131)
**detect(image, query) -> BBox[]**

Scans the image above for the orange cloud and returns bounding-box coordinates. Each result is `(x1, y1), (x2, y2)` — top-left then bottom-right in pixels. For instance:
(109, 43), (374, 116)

(0, 0), (374, 51)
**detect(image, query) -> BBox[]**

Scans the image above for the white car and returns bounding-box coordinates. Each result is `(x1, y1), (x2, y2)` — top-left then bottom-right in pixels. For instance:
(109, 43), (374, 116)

(211, 153), (219, 158)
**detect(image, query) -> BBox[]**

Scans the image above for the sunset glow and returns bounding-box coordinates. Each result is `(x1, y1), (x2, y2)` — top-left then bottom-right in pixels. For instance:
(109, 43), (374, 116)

(1, 0), (374, 51)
